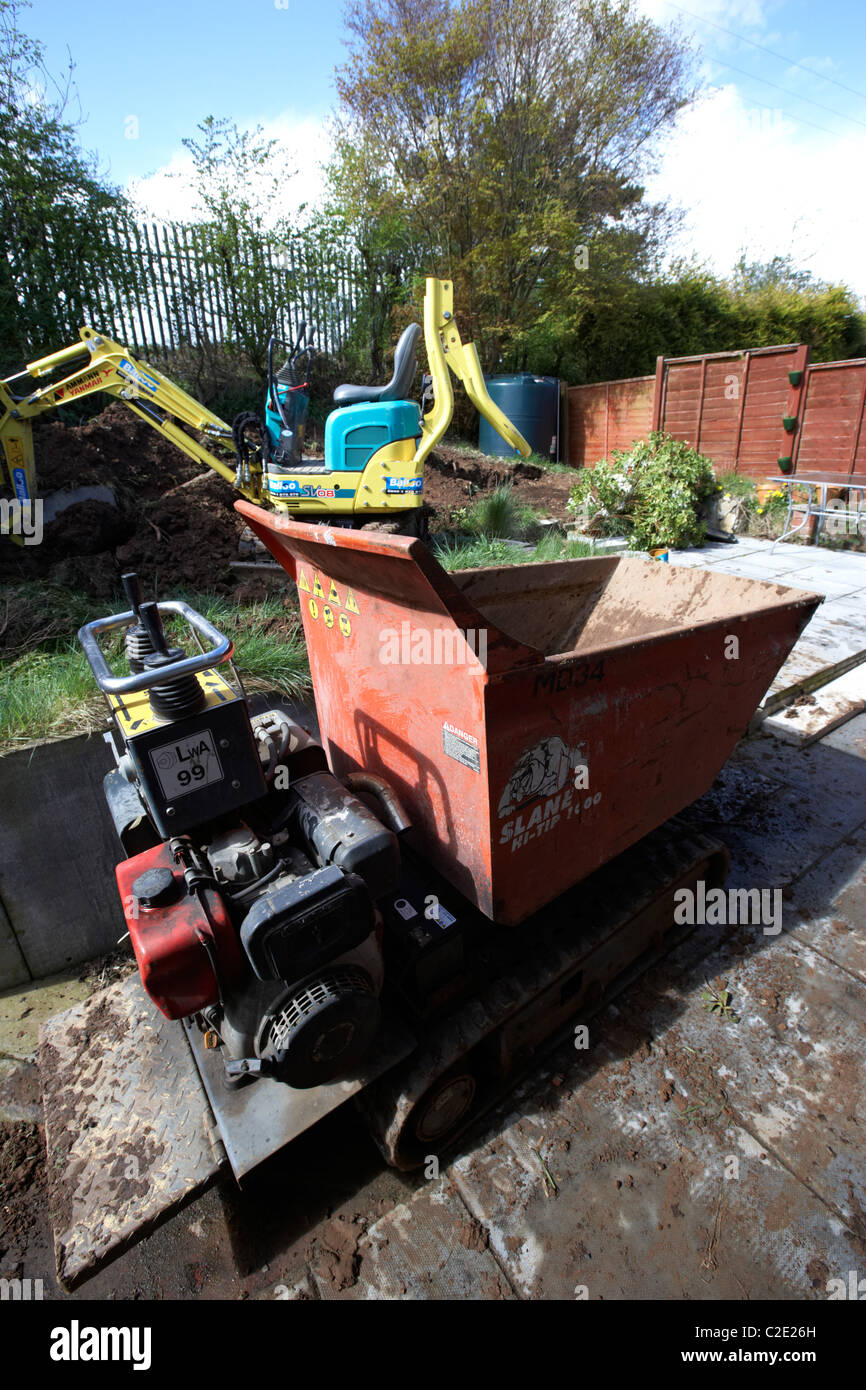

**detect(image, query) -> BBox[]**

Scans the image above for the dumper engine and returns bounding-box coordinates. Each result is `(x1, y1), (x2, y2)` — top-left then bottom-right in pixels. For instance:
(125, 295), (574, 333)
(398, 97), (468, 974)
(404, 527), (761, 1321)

(78, 575), (408, 1090)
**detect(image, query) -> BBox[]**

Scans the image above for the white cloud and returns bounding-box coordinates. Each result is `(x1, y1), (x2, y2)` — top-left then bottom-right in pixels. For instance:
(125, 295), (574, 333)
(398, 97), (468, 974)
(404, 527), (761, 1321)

(126, 52), (865, 306)
(644, 83), (866, 298)
(128, 113), (333, 226)
(637, 0), (777, 37)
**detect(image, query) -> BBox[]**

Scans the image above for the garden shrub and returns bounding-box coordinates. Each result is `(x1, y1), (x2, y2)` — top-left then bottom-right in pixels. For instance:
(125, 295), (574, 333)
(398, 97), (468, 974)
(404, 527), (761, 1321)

(567, 433), (718, 551)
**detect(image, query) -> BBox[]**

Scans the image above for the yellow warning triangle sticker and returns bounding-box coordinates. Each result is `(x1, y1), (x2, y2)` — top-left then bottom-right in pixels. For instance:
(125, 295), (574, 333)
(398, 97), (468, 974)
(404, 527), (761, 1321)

(298, 569), (310, 593)
(345, 589), (360, 614)
(328, 579), (340, 604)
(313, 573), (324, 597)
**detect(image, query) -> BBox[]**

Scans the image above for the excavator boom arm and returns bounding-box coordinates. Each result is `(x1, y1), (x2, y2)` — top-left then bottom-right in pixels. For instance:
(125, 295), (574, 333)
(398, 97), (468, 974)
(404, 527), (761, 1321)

(414, 278), (531, 467)
(1, 328), (252, 505)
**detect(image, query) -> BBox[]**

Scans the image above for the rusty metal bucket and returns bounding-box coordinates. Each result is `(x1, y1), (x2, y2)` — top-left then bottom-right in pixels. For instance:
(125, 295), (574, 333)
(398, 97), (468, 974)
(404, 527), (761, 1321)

(237, 503), (821, 925)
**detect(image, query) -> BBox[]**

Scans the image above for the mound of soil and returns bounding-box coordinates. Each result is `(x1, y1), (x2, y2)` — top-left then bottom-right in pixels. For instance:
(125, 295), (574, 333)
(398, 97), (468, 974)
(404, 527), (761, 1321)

(423, 445), (574, 523)
(0, 402), (246, 597)
(34, 400), (202, 500)
(0, 1121), (47, 1273)
(0, 404), (578, 599)
(115, 472), (247, 593)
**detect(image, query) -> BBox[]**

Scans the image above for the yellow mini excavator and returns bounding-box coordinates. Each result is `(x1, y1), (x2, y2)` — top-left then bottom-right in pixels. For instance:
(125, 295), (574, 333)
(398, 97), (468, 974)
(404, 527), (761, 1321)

(0, 278), (529, 536)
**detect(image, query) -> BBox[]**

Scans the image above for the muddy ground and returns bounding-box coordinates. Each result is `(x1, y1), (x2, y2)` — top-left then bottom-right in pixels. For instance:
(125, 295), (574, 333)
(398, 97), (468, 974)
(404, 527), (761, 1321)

(0, 406), (575, 599)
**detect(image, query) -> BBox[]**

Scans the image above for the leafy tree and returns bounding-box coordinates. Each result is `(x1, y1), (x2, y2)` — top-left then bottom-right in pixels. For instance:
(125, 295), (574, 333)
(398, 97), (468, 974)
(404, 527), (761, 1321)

(0, 0), (140, 370)
(181, 116), (288, 378)
(320, 139), (420, 378)
(557, 256), (865, 383)
(332, 0), (696, 371)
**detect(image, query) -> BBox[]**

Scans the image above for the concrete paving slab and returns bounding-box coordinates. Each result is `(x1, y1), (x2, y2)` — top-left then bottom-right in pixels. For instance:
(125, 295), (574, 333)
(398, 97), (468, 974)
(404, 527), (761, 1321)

(818, 599), (866, 634)
(707, 559), (822, 585)
(785, 833), (866, 984)
(770, 573), (860, 600)
(678, 751), (866, 891)
(759, 542), (829, 562)
(762, 664), (866, 746)
(311, 1179), (514, 1300)
(779, 566), (865, 600)
(660, 936), (866, 1224)
(759, 609), (866, 714)
(450, 1018), (859, 1299)
(732, 729), (866, 804)
(821, 710), (866, 759)
(734, 554), (827, 576)
(0, 972), (93, 1060)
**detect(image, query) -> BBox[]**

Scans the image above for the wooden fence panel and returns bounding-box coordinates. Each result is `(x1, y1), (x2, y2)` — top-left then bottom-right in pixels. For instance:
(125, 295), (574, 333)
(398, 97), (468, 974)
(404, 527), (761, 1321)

(566, 375), (654, 466)
(657, 344), (809, 479)
(794, 359), (866, 476)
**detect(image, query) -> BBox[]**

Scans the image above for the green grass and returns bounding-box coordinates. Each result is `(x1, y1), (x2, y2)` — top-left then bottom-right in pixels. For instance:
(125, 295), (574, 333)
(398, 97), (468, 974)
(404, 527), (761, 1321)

(454, 484), (548, 541)
(433, 530), (593, 571)
(0, 585), (309, 751)
(0, 648), (114, 745)
(529, 530), (594, 562)
(465, 483), (522, 538)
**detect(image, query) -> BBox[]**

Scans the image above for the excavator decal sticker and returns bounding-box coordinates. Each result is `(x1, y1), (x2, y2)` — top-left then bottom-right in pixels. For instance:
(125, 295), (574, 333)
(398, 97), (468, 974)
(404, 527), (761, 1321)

(54, 369), (104, 400)
(384, 477), (423, 494)
(268, 479), (355, 499)
(118, 358), (159, 395)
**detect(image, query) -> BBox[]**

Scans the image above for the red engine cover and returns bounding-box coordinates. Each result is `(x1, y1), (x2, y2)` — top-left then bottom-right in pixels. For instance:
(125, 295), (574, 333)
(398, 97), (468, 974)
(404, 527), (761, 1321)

(116, 843), (242, 1020)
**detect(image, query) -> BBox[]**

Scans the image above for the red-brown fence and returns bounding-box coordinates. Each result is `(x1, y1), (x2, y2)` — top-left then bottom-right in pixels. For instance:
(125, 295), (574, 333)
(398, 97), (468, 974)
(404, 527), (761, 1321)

(566, 375), (655, 468)
(652, 344), (810, 479)
(564, 342), (866, 481)
(793, 358), (866, 475)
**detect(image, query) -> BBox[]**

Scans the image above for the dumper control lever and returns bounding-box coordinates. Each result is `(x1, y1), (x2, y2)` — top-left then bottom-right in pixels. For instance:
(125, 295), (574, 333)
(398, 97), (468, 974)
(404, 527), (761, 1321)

(121, 572), (154, 674)
(139, 601), (206, 719)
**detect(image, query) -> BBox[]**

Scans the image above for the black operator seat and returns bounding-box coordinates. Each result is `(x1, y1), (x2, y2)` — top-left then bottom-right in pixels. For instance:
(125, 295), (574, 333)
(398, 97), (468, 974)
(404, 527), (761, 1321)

(333, 322), (422, 406)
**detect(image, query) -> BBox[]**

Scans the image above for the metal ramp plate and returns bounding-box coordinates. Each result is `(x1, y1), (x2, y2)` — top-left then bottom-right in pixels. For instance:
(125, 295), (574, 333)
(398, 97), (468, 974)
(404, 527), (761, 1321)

(39, 975), (225, 1290)
(184, 1015), (417, 1182)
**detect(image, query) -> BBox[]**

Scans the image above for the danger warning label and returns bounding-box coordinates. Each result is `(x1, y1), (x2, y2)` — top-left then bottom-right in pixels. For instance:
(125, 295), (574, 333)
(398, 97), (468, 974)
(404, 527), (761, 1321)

(442, 721), (481, 772)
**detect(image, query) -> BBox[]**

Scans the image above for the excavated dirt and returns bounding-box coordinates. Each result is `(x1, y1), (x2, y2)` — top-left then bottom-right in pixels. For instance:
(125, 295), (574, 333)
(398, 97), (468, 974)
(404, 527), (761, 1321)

(0, 405), (577, 598)
(0, 1120), (48, 1274)
(425, 446), (574, 524)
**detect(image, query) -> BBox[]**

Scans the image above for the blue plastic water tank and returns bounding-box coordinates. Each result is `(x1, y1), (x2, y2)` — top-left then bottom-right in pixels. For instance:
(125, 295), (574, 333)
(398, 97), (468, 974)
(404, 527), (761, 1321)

(478, 374), (560, 460)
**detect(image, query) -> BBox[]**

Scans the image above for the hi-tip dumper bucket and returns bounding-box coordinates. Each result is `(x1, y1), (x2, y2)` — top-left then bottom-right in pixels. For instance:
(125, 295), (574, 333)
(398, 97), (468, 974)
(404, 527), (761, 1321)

(237, 503), (821, 926)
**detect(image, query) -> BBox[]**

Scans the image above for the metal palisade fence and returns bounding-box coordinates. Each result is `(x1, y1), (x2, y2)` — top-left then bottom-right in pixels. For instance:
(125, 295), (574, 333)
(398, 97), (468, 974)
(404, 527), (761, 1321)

(26, 212), (367, 360)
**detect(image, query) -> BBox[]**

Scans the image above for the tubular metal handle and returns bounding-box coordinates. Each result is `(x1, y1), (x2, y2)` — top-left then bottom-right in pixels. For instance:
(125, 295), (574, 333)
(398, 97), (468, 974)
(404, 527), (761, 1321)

(78, 600), (233, 696)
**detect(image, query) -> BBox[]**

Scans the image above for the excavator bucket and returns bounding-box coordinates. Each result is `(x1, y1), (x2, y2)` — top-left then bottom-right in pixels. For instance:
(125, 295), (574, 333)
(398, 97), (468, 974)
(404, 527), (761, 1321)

(237, 503), (822, 925)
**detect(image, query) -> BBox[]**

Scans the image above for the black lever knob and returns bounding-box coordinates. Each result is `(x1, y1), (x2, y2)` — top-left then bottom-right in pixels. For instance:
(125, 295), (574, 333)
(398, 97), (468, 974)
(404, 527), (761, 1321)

(139, 601), (169, 657)
(121, 571), (143, 619)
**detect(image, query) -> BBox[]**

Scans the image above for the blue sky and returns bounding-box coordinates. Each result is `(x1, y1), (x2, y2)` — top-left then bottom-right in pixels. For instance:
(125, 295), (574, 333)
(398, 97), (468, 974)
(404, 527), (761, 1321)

(28, 0), (346, 184)
(25, 0), (866, 295)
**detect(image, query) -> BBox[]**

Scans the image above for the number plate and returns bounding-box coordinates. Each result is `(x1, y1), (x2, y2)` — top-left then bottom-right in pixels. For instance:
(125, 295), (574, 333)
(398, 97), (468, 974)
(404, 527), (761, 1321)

(149, 729), (224, 799)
